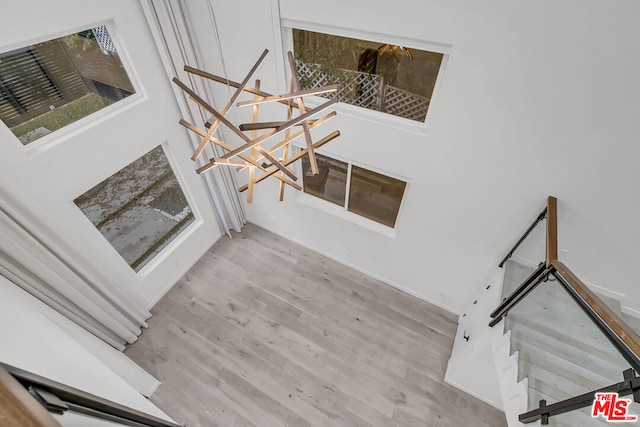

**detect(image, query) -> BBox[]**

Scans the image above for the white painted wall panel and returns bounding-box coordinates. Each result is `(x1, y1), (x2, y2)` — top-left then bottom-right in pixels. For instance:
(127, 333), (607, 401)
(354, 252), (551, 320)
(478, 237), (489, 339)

(188, 0), (640, 314)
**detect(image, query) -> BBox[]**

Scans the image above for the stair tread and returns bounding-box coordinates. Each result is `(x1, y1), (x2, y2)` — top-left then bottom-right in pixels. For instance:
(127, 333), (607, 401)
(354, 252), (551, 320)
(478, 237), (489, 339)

(511, 336), (617, 390)
(525, 363), (602, 403)
(508, 320), (628, 375)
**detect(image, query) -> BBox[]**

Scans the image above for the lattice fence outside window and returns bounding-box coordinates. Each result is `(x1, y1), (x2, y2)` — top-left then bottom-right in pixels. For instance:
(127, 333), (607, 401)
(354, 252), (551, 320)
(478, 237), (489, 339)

(295, 60), (383, 110)
(295, 60), (430, 122)
(383, 85), (430, 122)
(92, 25), (116, 53)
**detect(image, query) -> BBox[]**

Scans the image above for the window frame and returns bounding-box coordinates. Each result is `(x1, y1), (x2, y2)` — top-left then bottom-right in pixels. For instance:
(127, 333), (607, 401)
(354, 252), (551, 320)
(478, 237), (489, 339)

(72, 143), (200, 275)
(0, 20), (144, 156)
(282, 19), (451, 134)
(294, 145), (410, 238)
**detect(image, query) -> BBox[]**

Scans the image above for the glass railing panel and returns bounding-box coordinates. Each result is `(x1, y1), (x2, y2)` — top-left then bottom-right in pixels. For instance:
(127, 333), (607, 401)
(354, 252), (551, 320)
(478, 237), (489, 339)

(503, 266), (637, 418)
(499, 210), (546, 301)
(501, 259), (540, 301)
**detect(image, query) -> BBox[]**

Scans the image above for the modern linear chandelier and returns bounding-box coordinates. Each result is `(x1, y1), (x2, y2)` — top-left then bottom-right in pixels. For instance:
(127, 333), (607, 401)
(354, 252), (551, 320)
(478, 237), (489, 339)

(172, 49), (341, 202)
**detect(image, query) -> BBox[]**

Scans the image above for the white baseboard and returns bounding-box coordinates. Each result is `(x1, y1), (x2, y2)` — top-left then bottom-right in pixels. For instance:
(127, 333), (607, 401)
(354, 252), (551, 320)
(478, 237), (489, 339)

(246, 220), (461, 316)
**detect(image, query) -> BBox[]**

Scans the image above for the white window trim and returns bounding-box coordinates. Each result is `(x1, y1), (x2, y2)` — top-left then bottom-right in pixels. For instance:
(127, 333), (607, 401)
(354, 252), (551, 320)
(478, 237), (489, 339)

(281, 18), (451, 135)
(293, 144), (410, 239)
(24, 93), (145, 158)
(297, 192), (398, 238)
(133, 142), (203, 279)
(71, 142), (202, 278)
(0, 20), (146, 157)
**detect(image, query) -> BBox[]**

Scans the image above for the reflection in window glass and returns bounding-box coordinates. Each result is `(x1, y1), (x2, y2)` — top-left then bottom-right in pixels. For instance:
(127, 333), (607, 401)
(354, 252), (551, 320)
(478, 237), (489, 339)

(0, 25), (134, 145)
(293, 29), (443, 122)
(74, 146), (194, 272)
(348, 166), (407, 227)
(302, 153), (348, 206)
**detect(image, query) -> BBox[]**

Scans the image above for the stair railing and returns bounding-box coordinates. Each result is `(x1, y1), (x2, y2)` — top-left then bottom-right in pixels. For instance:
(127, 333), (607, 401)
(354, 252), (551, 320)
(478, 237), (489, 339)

(489, 196), (640, 424)
(0, 362), (183, 427)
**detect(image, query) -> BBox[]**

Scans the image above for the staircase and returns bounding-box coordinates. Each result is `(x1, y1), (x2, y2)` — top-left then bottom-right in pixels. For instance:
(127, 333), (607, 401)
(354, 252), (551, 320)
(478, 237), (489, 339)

(446, 258), (640, 426)
(446, 197), (640, 426)
(504, 259), (640, 426)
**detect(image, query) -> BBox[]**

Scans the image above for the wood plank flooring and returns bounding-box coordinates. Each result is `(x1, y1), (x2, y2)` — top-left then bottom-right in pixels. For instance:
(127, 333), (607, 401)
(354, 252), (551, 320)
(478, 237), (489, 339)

(125, 223), (507, 426)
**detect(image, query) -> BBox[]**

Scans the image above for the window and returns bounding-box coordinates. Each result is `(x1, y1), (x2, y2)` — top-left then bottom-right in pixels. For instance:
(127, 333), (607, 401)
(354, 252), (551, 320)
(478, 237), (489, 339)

(74, 146), (195, 272)
(301, 154), (347, 206)
(292, 28), (443, 122)
(348, 166), (407, 227)
(302, 153), (407, 228)
(0, 25), (134, 145)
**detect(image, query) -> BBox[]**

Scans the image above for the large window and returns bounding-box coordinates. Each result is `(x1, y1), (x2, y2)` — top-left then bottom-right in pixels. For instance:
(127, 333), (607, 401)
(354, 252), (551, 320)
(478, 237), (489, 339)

(74, 146), (194, 272)
(292, 29), (443, 122)
(0, 25), (134, 145)
(302, 153), (407, 228)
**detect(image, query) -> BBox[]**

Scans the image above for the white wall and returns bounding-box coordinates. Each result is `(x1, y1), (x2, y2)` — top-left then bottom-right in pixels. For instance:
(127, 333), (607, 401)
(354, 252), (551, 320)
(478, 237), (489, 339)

(181, 0), (640, 314)
(0, 0), (222, 311)
(0, 275), (173, 422)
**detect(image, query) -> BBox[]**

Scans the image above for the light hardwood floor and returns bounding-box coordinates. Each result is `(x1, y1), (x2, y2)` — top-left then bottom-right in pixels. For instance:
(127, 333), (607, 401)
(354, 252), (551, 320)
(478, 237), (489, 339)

(125, 223), (507, 426)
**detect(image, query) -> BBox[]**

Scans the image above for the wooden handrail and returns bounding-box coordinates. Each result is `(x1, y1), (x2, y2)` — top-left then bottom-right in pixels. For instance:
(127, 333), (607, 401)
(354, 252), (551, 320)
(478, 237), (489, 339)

(552, 260), (640, 364)
(546, 196), (558, 268)
(0, 365), (61, 427)
(1, 363), (182, 427)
